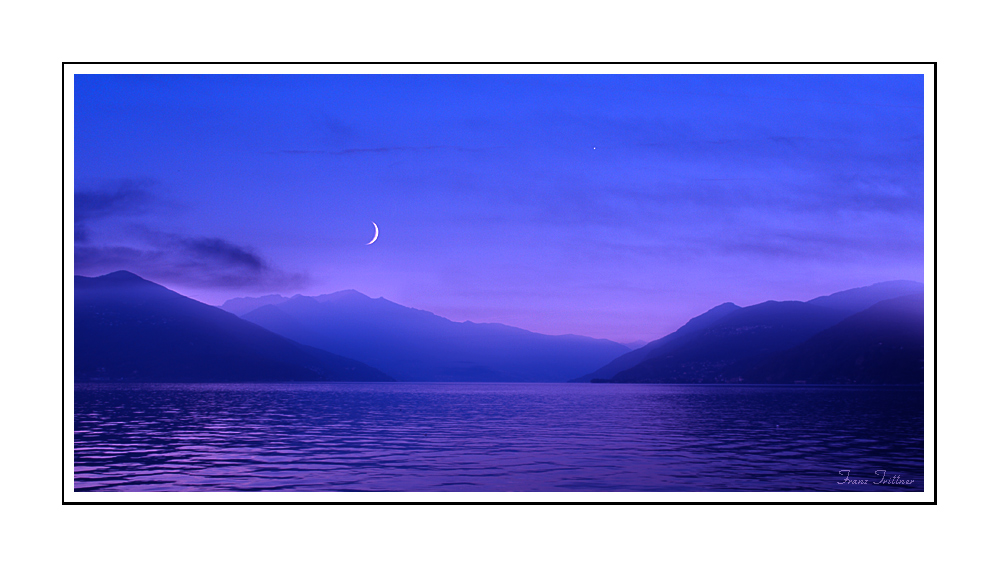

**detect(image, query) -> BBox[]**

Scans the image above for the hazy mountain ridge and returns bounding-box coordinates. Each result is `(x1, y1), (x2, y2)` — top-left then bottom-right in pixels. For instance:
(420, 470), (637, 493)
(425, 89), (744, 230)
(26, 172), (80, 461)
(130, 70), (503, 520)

(77, 273), (924, 385)
(590, 280), (925, 385)
(570, 302), (741, 382)
(807, 280), (923, 313)
(219, 294), (290, 316)
(744, 293), (924, 384)
(601, 301), (850, 383)
(75, 271), (393, 382)
(236, 291), (630, 382)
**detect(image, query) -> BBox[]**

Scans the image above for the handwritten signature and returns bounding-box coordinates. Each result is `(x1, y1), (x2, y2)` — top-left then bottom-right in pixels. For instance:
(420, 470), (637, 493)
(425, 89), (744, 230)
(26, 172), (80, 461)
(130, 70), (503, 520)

(837, 470), (916, 485)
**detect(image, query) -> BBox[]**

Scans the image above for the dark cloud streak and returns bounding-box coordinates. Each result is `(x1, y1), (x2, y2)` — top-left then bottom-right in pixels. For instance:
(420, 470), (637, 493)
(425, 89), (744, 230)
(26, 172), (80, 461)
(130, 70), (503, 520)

(75, 178), (175, 248)
(75, 235), (308, 291)
(74, 181), (304, 290)
(74, 178), (157, 222)
(183, 237), (266, 272)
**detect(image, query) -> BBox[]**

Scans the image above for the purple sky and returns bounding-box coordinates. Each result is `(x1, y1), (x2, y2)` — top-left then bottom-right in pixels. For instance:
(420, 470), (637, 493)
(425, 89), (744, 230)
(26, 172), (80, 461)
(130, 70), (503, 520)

(74, 74), (924, 343)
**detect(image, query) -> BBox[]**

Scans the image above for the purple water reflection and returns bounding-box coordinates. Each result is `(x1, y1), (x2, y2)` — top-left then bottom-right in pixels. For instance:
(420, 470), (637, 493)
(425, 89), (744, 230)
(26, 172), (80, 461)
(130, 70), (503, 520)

(74, 382), (923, 492)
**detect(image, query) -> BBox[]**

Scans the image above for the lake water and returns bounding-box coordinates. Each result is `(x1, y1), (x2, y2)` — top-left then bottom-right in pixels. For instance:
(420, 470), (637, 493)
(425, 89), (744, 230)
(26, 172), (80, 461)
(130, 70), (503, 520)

(74, 382), (924, 492)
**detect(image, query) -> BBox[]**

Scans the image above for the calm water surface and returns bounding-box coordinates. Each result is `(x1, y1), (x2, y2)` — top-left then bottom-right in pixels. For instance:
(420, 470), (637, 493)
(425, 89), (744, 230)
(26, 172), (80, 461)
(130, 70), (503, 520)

(75, 383), (923, 492)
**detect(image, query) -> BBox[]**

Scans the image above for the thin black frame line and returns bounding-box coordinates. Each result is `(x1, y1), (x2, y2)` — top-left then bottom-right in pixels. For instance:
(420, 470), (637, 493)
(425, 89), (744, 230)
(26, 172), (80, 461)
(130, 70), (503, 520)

(62, 65), (66, 506)
(63, 61), (937, 66)
(62, 62), (937, 505)
(67, 500), (932, 505)
(932, 62), (938, 505)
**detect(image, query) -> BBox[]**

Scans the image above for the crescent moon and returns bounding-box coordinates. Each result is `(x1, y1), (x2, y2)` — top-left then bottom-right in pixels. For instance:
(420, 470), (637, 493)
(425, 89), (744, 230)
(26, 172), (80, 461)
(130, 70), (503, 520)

(366, 222), (379, 245)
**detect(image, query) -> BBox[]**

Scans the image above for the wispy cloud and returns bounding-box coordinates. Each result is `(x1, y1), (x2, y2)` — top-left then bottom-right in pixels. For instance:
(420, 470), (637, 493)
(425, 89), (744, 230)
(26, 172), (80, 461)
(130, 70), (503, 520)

(75, 178), (174, 244)
(153, 233), (268, 273)
(75, 178), (158, 222)
(276, 145), (484, 156)
(75, 234), (308, 290)
(74, 179), (306, 291)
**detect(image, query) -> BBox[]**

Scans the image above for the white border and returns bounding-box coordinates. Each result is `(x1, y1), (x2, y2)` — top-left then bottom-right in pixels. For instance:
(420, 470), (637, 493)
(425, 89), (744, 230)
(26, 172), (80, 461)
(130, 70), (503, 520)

(63, 62), (935, 503)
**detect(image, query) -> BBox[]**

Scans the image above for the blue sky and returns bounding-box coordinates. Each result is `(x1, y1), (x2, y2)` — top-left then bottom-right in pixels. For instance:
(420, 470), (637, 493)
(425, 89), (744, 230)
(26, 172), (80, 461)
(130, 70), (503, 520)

(74, 73), (924, 343)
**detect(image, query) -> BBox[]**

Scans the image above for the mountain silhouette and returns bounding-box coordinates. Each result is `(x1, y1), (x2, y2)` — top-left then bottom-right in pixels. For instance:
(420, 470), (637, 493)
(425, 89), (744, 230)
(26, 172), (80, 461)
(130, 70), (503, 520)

(744, 293), (924, 384)
(219, 294), (290, 316)
(807, 280), (923, 313)
(597, 301), (850, 383)
(233, 291), (630, 382)
(75, 271), (393, 382)
(587, 281), (925, 384)
(571, 302), (741, 382)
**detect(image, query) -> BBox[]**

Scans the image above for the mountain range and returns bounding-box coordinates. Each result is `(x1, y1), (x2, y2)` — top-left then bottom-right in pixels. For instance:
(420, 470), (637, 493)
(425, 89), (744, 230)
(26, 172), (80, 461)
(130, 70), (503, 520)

(745, 293), (924, 384)
(571, 302), (742, 382)
(74, 272), (924, 385)
(75, 271), (392, 382)
(589, 281), (924, 384)
(225, 291), (630, 382)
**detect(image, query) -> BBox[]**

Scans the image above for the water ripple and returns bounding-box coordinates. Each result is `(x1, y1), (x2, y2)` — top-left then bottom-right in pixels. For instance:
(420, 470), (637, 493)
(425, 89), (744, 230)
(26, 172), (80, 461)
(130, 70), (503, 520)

(74, 383), (924, 492)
